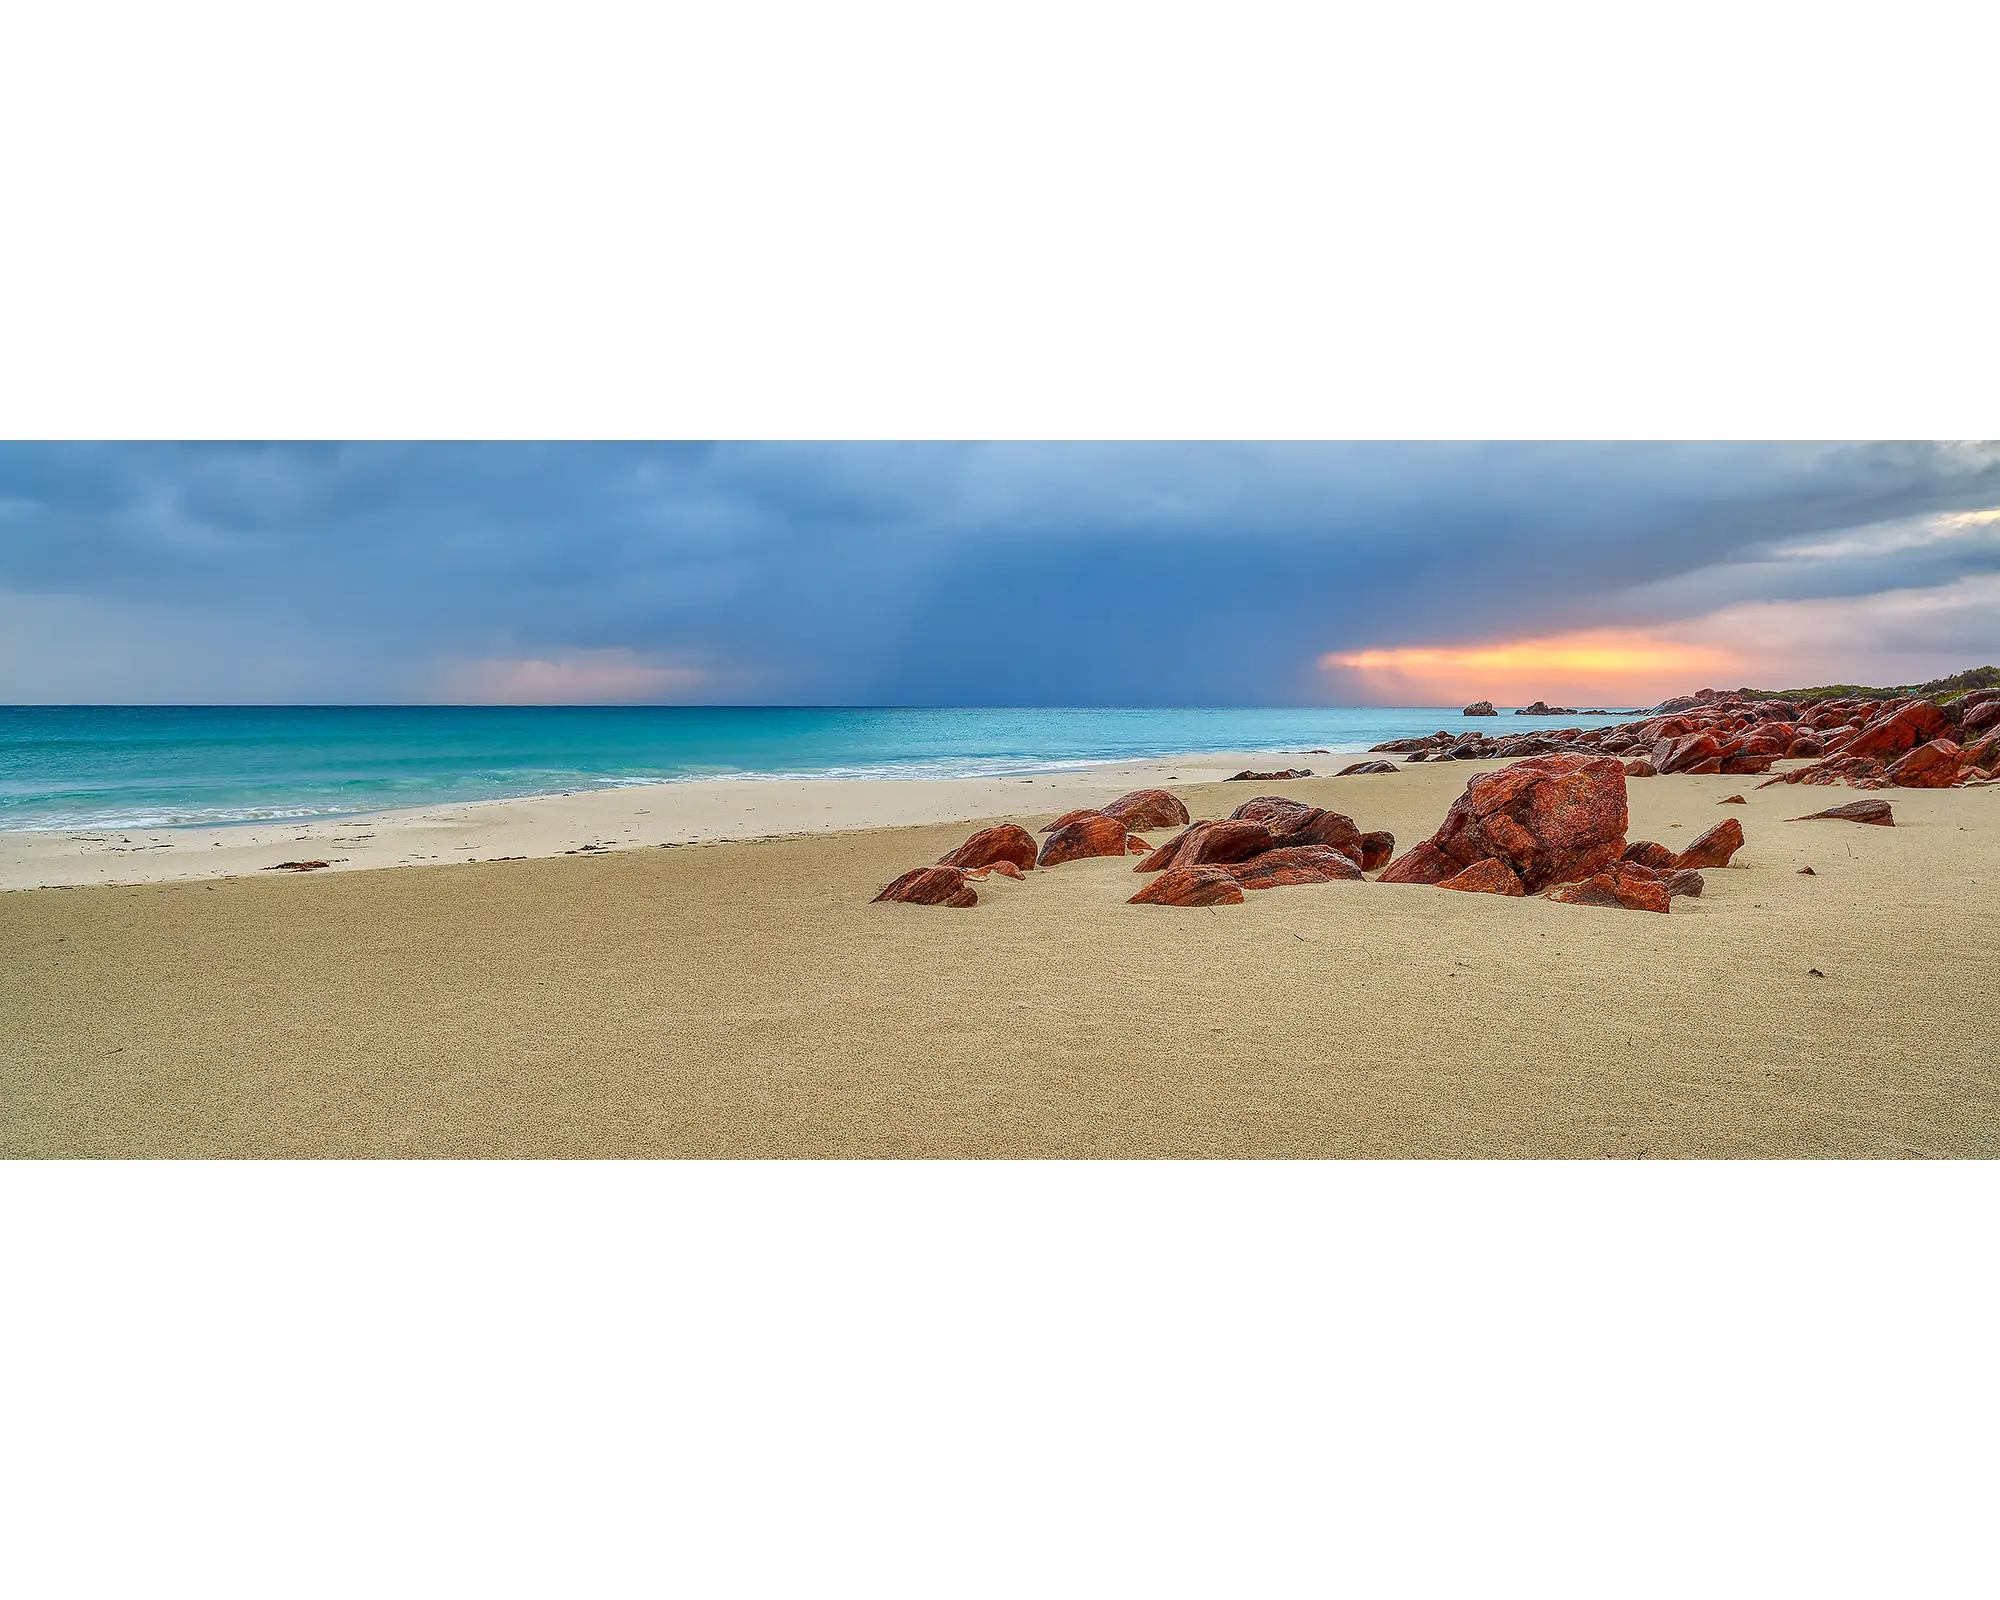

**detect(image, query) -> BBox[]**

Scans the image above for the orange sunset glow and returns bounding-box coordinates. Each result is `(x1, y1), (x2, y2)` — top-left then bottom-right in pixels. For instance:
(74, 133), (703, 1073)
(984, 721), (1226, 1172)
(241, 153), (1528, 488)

(1321, 630), (1743, 706)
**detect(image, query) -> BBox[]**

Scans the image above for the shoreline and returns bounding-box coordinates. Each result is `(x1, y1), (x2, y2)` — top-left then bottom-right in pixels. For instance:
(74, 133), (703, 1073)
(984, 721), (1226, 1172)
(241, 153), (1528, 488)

(0, 747), (1341, 891)
(6, 754), (1995, 1157)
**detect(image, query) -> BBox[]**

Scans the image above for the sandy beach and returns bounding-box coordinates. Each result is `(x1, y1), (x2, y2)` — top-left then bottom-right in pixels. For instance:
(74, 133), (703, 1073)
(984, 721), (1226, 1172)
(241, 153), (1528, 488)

(4, 756), (1996, 1158)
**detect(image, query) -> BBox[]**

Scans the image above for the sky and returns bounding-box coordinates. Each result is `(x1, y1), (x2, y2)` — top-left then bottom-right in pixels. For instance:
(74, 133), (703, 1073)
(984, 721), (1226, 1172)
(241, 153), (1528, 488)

(2, 441), (1998, 707)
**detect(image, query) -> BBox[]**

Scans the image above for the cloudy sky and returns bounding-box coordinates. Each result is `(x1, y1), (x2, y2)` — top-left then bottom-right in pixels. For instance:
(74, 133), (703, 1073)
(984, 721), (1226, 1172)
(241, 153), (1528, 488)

(2, 441), (1997, 706)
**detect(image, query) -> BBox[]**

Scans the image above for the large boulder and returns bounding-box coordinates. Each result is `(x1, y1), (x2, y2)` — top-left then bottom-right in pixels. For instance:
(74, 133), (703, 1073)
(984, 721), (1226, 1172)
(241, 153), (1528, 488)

(1423, 753), (1630, 892)
(937, 823), (1038, 872)
(1039, 808), (1103, 833)
(1228, 846), (1366, 890)
(1128, 865), (1246, 906)
(1670, 818), (1744, 869)
(1039, 814), (1146, 866)
(1884, 740), (1962, 788)
(1100, 789), (1191, 830)
(873, 866), (978, 907)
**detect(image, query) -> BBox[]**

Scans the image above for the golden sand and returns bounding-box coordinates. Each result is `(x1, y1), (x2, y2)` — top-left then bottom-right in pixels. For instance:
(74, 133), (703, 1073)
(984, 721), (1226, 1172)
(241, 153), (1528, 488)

(3, 761), (1996, 1158)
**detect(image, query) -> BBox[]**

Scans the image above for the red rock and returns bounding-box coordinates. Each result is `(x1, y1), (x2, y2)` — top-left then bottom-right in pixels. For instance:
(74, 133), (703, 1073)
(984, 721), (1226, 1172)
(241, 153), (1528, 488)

(1718, 794), (1745, 804)
(1683, 757), (1726, 775)
(1099, 789), (1190, 830)
(1229, 795), (1319, 831)
(1959, 734), (2000, 771)
(1884, 739), (1962, 788)
(1843, 703), (1951, 761)
(1038, 813), (1145, 866)
(1622, 841), (1676, 869)
(1671, 817), (1744, 869)
(1655, 731), (1724, 773)
(1783, 736), (1824, 759)
(1664, 868), (1704, 898)
(1377, 840), (1461, 886)
(1359, 830), (1395, 871)
(1428, 753), (1629, 892)
(1720, 755), (1776, 774)
(1786, 799), (1894, 825)
(1126, 834), (1151, 854)
(1542, 863), (1671, 913)
(1228, 846), (1365, 890)
(963, 860), (1025, 880)
(1039, 808), (1103, 833)
(873, 866), (978, 907)
(1623, 758), (1658, 777)
(1228, 768), (1312, 781)
(1962, 699), (2000, 735)
(937, 822), (1038, 871)
(1335, 761), (1399, 775)
(1132, 818), (1275, 872)
(1437, 858), (1525, 895)
(1128, 865), (1246, 906)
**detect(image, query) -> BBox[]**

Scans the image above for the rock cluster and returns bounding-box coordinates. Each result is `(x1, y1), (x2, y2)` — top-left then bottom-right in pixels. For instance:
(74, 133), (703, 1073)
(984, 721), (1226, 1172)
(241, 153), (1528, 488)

(1372, 685), (2000, 791)
(877, 753), (1788, 916)
(1229, 767), (1313, 781)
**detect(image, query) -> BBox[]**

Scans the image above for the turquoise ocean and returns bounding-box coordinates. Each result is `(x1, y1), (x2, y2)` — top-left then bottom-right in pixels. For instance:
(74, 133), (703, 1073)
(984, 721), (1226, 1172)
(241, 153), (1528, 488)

(0, 705), (1642, 832)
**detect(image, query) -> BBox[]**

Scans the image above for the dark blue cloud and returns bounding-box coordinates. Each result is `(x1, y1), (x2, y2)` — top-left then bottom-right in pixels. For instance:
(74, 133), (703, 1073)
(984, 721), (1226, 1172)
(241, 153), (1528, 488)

(1, 441), (1996, 702)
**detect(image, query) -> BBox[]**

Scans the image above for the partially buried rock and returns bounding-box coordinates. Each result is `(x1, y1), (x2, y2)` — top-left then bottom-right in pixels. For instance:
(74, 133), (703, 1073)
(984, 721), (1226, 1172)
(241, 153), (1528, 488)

(1719, 794), (1746, 804)
(874, 865), (978, 907)
(1128, 865), (1245, 906)
(1334, 760), (1399, 776)
(1229, 768), (1312, 781)
(962, 860), (1024, 880)
(1623, 758), (1659, 777)
(1039, 813), (1145, 866)
(1134, 818), (1277, 872)
(1663, 868), (1705, 898)
(1038, 808), (1102, 834)
(1622, 841), (1676, 870)
(1671, 817), (1744, 869)
(266, 860), (330, 871)
(1376, 839), (1462, 886)
(1798, 865), (1816, 874)
(1099, 788), (1190, 830)
(1787, 798), (1894, 825)
(1437, 858), (1524, 895)
(1228, 845), (1365, 891)
(1359, 830), (1395, 872)
(1227, 797), (1365, 861)
(1543, 863), (1671, 913)
(937, 822), (1038, 872)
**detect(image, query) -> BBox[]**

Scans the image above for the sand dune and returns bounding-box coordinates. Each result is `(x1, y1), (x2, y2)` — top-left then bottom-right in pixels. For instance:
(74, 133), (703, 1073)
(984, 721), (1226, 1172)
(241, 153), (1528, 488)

(3, 759), (1996, 1158)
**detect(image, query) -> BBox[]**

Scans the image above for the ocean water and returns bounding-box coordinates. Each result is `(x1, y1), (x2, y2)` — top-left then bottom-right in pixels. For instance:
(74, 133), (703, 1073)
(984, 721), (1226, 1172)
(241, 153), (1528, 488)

(0, 705), (1644, 833)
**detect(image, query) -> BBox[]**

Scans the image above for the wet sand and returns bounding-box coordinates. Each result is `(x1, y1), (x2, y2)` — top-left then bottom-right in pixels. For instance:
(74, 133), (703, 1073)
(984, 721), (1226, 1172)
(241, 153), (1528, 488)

(3, 760), (1996, 1158)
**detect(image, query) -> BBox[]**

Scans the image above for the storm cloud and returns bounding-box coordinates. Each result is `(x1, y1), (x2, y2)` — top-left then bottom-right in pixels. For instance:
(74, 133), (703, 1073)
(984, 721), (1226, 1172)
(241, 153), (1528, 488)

(2, 441), (1997, 704)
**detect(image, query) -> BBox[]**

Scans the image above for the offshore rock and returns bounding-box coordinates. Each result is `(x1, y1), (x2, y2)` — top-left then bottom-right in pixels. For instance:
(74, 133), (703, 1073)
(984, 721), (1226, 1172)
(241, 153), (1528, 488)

(1462, 701), (1499, 716)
